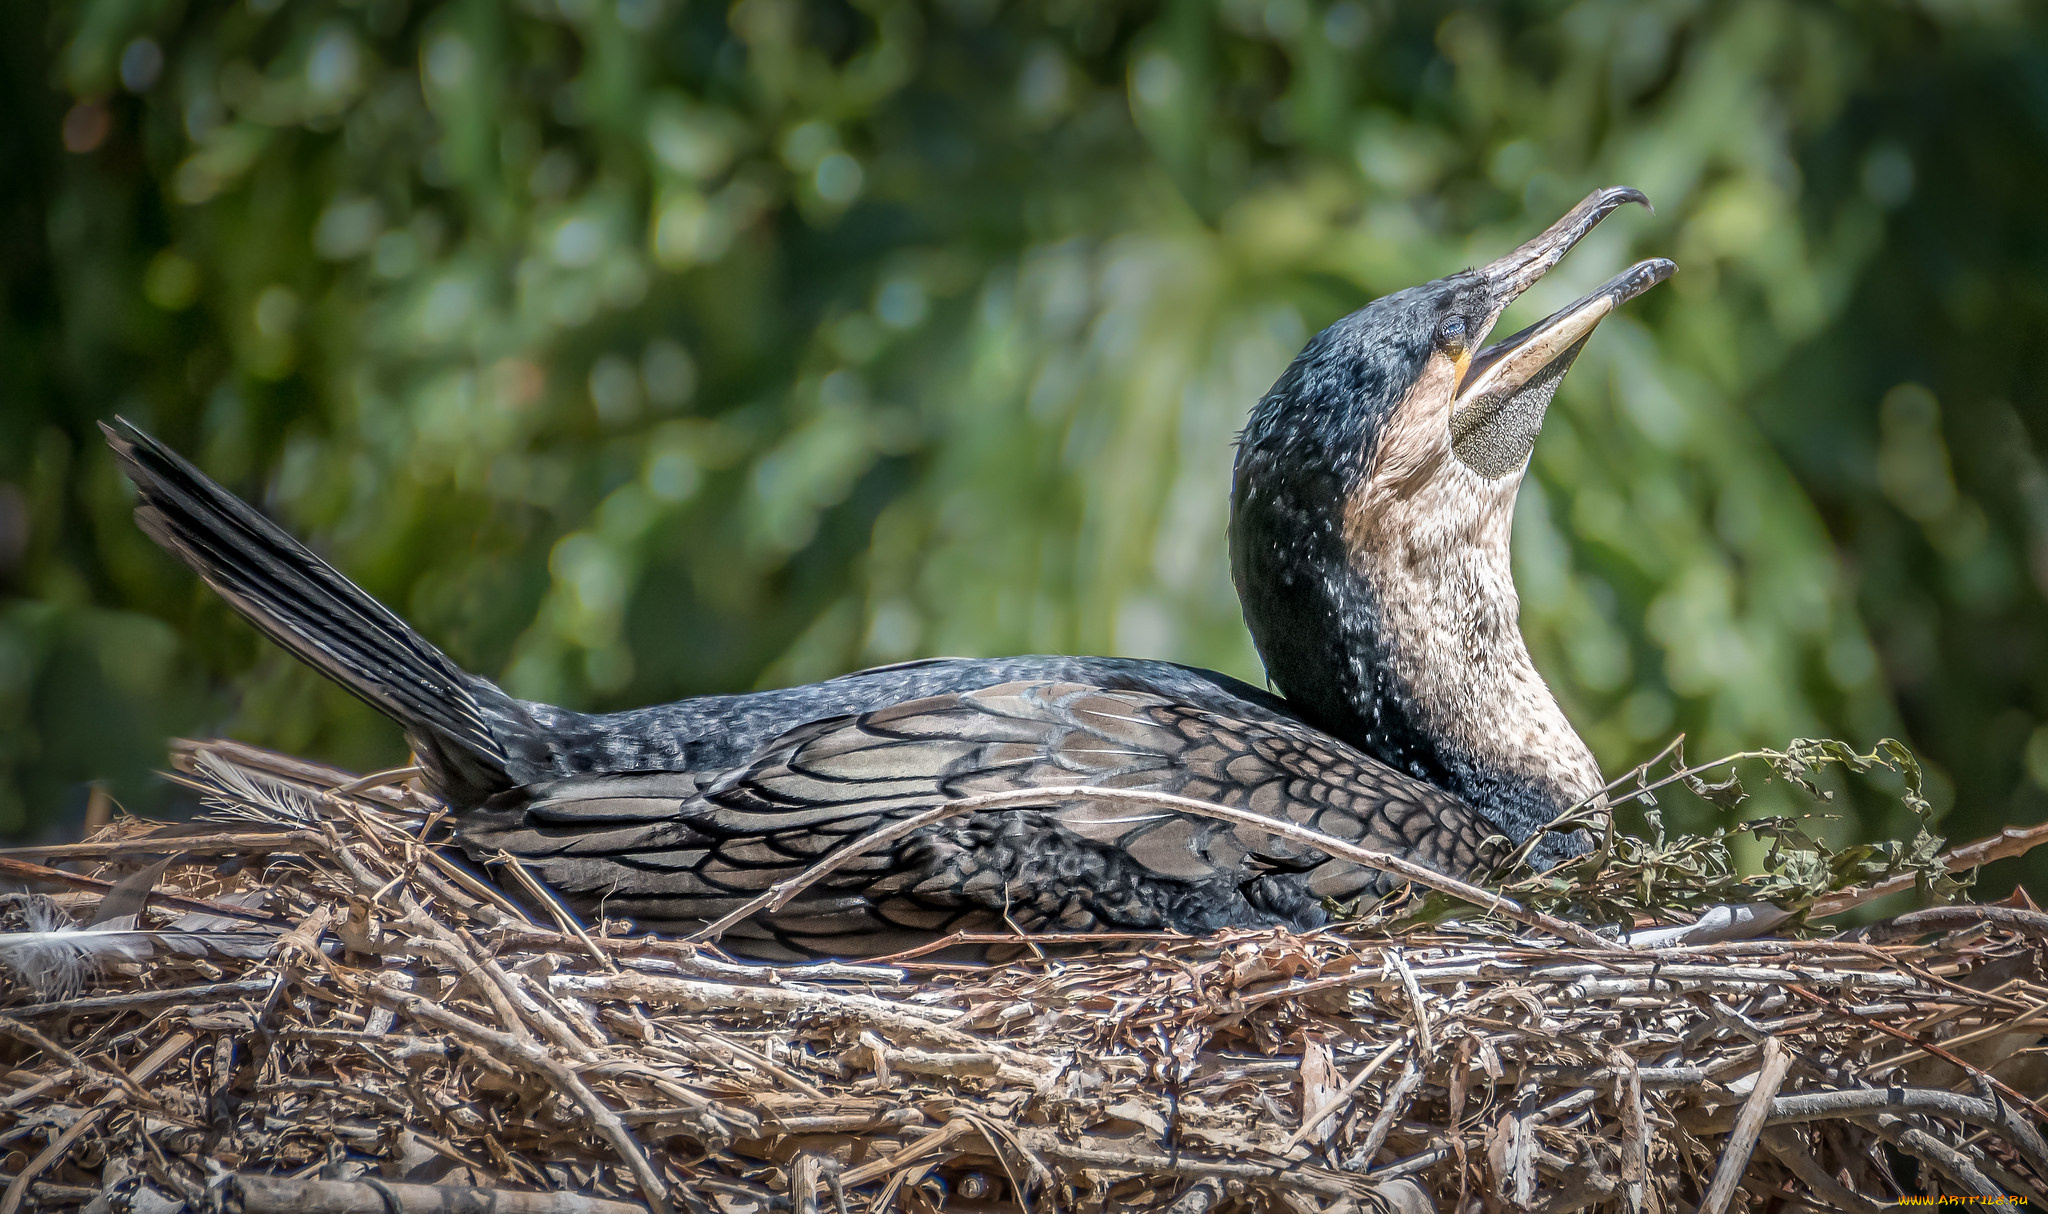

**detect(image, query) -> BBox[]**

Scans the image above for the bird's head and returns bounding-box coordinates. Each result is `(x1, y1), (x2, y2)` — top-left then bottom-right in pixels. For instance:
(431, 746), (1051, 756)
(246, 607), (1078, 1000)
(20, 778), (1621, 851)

(1230, 187), (1673, 851)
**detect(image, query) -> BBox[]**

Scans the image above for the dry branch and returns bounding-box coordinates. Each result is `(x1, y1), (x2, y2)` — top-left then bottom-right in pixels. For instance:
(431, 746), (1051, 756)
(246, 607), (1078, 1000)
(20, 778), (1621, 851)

(231, 1174), (650, 1214)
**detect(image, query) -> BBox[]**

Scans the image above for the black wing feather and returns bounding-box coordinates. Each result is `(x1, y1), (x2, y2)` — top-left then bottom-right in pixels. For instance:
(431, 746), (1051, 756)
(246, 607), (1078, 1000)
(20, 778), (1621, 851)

(460, 679), (1505, 959)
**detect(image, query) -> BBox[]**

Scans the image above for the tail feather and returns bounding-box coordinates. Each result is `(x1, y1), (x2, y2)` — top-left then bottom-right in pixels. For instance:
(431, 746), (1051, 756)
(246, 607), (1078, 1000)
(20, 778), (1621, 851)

(103, 418), (528, 800)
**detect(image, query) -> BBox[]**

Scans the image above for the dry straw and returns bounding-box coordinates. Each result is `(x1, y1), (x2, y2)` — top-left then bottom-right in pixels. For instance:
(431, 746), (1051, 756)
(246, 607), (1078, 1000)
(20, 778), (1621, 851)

(0, 737), (2042, 1213)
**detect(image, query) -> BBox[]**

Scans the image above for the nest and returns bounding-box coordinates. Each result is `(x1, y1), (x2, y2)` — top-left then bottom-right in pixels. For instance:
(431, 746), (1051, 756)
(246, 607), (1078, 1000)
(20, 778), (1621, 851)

(0, 740), (2045, 1214)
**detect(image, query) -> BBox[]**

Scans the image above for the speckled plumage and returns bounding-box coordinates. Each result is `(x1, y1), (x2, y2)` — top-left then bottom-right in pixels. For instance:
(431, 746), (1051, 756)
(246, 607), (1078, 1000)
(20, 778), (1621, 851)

(1231, 302), (1605, 858)
(1230, 192), (1671, 857)
(104, 422), (1516, 959)
(104, 189), (1670, 958)
(466, 679), (1501, 959)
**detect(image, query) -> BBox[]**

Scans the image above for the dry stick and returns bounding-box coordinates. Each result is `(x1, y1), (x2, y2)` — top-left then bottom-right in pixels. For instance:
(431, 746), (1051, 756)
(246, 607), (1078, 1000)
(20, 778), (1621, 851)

(1842, 904), (2048, 944)
(864, 929), (1190, 965)
(561, 971), (1056, 1083)
(328, 790), (532, 926)
(1783, 984), (2048, 1123)
(0, 1015), (158, 1108)
(1355, 1057), (1425, 1170)
(0, 830), (318, 861)
(0, 855), (284, 923)
(406, 838), (533, 926)
(1696, 1036), (1792, 1214)
(488, 921), (905, 984)
(1868, 1093), (2048, 1184)
(1387, 951), (1436, 1058)
(494, 850), (620, 973)
(174, 736), (407, 796)
(995, 1128), (1366, 1199)
(351, 979), (676, 1214)
(550, 971), (965, 1028)
(0, 1072), (68, 1115)
(1279, 1036), (1406, 1151)
(232, 1173), (647, 1214)
(328, 764), (426, 795)
(1866, 999), (2048, 1075)
(1810, 819), (2048, 918)
(322, 823), (552, 1055)
(1967, 1072), (2048, 1192)
(956, 1111), (1045, 1214)
(399, 910), (552, 1051)
(0, 1029), (195, 1214)
(0, 1178), (94, 1204)
(1871, 1118), (2005, 1199)
(691, 785), (1619, 951)
(345, 823), (644, 1087)
(786, 1154), (823, 1214)
(1685, 1088), (2048, 1176)
(582, 1058), (747, 1132)
(837, 1119), (978, 1187)
(1823, 939), (2043, 1017)
(1759, 1129), (1887, 1214)
(660, 1023), (831, 1101)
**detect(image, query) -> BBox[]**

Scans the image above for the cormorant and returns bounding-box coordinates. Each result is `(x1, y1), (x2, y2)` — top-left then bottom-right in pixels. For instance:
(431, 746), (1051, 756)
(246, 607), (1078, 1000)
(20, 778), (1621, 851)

(105, 188), (1671, 960)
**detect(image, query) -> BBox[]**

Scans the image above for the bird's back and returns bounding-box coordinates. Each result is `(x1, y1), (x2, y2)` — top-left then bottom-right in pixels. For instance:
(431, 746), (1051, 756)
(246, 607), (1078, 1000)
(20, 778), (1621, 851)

(467, 666), (1507, 959)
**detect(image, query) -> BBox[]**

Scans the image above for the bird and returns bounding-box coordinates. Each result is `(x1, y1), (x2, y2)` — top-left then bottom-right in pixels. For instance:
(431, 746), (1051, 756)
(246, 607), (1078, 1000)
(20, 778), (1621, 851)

(105, 187), (1672, 961)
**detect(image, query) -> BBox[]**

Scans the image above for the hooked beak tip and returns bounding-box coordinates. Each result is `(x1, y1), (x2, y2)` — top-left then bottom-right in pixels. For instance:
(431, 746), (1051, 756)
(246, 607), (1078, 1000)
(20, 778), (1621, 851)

(1483, 186), (1657, 302)
(1611, 256), (1677, 304)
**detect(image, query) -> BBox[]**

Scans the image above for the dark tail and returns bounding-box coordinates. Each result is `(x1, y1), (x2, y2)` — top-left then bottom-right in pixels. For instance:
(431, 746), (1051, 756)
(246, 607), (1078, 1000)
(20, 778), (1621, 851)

(103, 418), (539, 803)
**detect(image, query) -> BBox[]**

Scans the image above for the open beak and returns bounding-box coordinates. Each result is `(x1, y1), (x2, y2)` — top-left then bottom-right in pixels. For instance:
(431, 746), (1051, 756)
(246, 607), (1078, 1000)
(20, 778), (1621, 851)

(1436, 188), (1674, 477)
(1456, 256), (1676, 413)
(1453, 186), (1673, 417)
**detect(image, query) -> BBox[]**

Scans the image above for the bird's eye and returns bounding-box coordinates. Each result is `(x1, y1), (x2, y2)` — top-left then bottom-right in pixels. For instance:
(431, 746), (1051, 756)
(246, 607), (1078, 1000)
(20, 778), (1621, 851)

(1436, 315), (1468, 353)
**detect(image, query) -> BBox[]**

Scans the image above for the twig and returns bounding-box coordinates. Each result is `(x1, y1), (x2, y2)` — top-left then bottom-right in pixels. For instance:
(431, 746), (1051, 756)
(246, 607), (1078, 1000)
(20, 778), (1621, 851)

(1612, 1049), (1647, 1214)
(1001, 1128), (1368, 1198)
(1355, 1057), (1424, 1170)
(1759, 1128), (1887, 1214)
(231, 1173), (648, 1214)
(1697, 1036), (1791, 1214)
(0, 1030), (194, 1214)
(1871, 1117), (2005, 1199)
(0, 830), (317, 861)
(347, 977), (678, 1214)
(14, 741), (2046, 1214)
(0, 855), (284, 923)
(492, 851), (620, 973)
(1686, 1086), (2048, 1173)
(1865, 998), (2048, 1076)
(549, 972), (964, 1029)
(1783, 984), (2048, 1122)
(0, 1015), (158, 1107)
(836, 1120), (977, 1187)
(327, 765), (427, 795)
(1809, 820), (2048, 918)
(1583, 747), (1775, 816)
(1835, 903), (2048, 943)
(1280, 1037), (1405, 1151)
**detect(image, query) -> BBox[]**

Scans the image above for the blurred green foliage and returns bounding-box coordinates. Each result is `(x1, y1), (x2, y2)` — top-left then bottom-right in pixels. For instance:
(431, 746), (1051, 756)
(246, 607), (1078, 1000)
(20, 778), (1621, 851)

(4, 0), (2044, 893)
